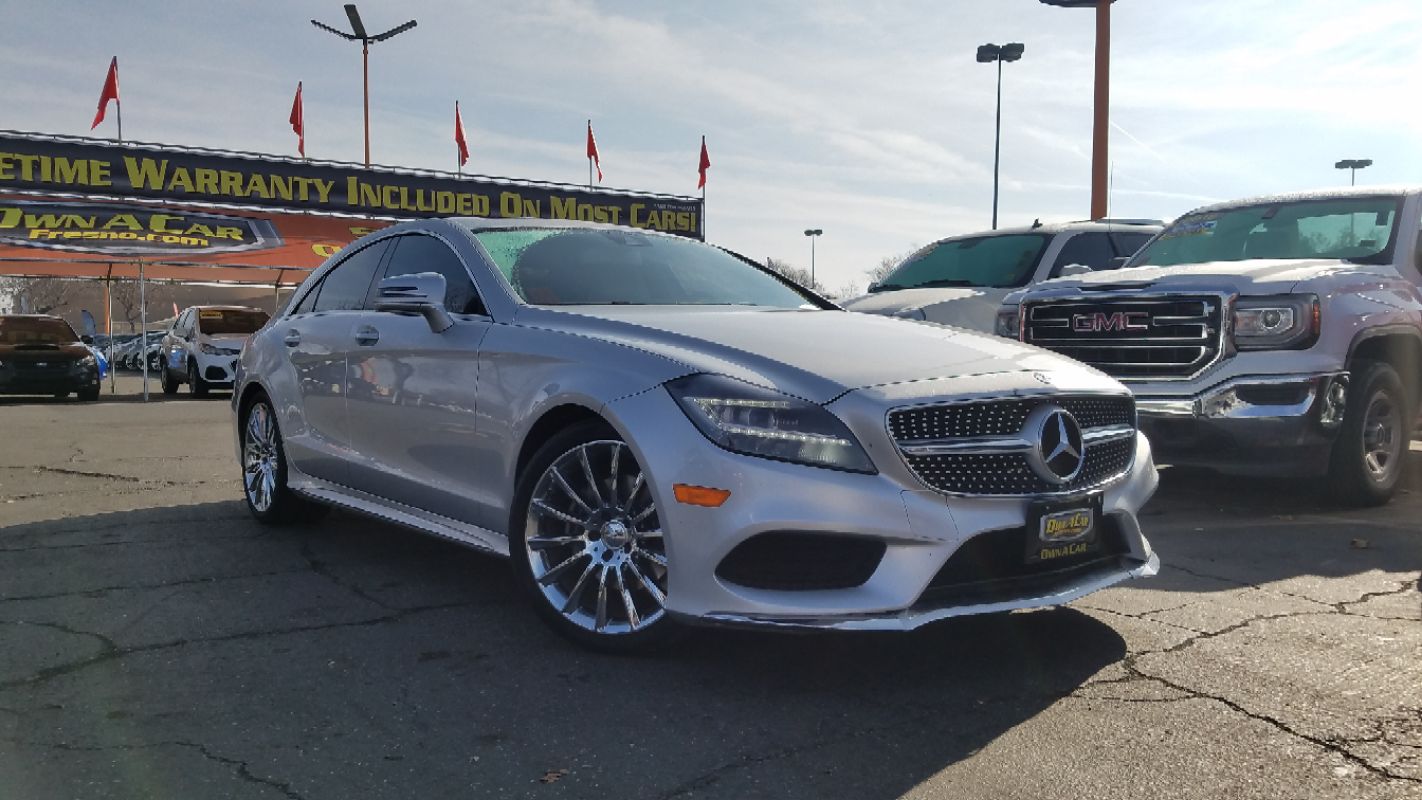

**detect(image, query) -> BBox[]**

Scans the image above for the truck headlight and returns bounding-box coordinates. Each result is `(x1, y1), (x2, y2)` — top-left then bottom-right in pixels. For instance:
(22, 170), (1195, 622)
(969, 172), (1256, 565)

(1232, 294), (1319, 351)
(666, 373), (876, 473)
(994, 308), (1021, 339)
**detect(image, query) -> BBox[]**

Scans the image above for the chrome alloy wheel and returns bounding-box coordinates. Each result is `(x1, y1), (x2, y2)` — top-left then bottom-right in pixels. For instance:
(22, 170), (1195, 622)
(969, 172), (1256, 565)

(242, 403), (279, 513)
(1361, 391), (1402, 481)
(524, 440), (667, 635)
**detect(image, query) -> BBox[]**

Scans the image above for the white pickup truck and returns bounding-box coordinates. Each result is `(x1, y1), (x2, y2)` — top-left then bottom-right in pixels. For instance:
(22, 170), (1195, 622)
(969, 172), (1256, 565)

(997, 187), (1422, 505)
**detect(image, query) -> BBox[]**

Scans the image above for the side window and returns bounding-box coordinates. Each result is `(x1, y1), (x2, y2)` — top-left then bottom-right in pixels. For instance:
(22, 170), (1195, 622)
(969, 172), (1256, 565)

(174, 310), (190, 337)
(290, 279), (322, 316)
(1051, 233), (1116, 277)
(1109, 232), (1154, 261)
(379, 234), (485, 315)
(312, 240), (391, 312)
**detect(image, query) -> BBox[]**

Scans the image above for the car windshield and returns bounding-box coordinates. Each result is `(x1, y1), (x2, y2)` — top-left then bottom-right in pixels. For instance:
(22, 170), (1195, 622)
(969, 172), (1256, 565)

(872, 234), (1052, 291)
(1131, 196), (1404, 268)
(197, 309), (269, 335)
(472, 227), (820, 308)
(0, 317), (79, 344)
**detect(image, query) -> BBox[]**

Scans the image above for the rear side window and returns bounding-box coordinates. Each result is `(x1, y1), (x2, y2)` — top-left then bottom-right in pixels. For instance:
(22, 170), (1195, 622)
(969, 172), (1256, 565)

(379, 234), (485, 314)
(1051, 233), (1116, 275)
(1109, 232), (1153, 259)
(312, 240), (391, 312)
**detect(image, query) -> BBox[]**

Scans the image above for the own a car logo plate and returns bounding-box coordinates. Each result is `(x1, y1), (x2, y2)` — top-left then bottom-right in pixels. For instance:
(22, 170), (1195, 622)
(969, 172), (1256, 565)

(0, 199), (280, 256)
(1041, 508), (1094, 542)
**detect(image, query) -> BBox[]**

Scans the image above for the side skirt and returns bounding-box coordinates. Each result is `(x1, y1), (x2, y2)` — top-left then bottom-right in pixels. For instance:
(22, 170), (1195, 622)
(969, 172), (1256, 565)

(289, 470), (511, 558)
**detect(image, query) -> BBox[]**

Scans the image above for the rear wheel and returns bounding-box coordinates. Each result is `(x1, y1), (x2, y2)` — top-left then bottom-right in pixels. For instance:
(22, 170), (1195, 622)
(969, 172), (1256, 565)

(510, 423), (675, 651)
(240, 397), (328, 525)
(1328, 361), (1411, 506)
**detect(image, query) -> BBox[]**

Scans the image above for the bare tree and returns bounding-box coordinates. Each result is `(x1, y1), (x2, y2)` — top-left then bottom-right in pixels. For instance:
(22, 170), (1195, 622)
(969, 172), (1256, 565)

(109, 279), (142, 332)
(865, 246), (920, 286)
(763, 257), (826, 294)
(0, 277), (76, 315)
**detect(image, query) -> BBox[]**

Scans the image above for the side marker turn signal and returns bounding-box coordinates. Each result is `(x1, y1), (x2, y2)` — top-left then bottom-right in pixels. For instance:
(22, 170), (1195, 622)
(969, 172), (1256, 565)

(673, 484), (731, 507)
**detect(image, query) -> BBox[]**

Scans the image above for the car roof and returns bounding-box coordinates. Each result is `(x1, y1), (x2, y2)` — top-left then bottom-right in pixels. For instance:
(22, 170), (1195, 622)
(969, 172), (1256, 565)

(1182, 185), (1422, 217)
(0, 313), (66, 320)
(911, 219), (1164, 251)
(184, 305), (266, 312)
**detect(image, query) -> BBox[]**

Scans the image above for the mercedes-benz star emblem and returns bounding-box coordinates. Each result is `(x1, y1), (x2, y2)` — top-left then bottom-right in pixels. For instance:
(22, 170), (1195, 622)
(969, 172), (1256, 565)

(1024, 405), (1086, 485)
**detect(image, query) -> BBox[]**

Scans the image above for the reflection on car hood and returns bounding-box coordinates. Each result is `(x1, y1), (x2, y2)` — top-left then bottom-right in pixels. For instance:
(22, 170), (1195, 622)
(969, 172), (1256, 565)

(841, 286), (987, 313)
(516, 305), (1081, 404)
(1017, 258), (1374, 300)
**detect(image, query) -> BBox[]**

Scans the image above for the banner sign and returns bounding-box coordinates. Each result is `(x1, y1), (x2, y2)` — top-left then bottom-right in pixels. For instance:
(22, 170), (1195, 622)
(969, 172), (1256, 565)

(0, 131), (703, 239)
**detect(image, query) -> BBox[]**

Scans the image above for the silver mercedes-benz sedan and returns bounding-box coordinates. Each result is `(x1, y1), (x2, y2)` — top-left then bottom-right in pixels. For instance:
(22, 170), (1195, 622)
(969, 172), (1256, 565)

(233, 218), (1159, 650)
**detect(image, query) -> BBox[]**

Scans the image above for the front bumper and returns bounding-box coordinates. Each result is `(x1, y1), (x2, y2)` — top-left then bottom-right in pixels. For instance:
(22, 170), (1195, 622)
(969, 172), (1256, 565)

(0, 363), (99, 395)
(189, 352), (240, 386)
(1135, 371), (1346, 476)
(604, 386), (1159, 630)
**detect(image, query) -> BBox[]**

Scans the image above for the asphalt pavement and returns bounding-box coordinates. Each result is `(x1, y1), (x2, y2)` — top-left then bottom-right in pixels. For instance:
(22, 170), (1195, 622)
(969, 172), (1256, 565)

(1, 374), (1419, 799)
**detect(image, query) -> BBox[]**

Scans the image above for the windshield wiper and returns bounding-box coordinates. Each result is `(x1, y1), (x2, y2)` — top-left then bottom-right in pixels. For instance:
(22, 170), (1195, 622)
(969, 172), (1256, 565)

(912, 279), (980, 289)
(869, 283), (908, 293)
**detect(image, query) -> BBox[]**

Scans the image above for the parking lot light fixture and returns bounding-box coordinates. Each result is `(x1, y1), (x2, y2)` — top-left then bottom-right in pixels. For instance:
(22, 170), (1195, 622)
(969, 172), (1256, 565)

(804, 228), (823, 287)
(311, 4), (418, 166)
(1334, 159), (1372, 186)
(977, 42), (1025, 230)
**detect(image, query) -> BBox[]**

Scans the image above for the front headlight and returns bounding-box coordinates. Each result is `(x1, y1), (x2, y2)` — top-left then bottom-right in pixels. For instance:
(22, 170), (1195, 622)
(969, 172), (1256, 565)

(1232, 294), (1319, 351)
(666, 373), (876, 473)
(78, 355), (97, 368)
(199, 343), (225, 355)
(994, 308), (1021, 339)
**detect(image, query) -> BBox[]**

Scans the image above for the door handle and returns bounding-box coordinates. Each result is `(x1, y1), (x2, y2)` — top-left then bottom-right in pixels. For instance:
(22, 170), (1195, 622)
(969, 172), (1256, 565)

(354, 326), (380, 346)
(283, 330), (301, 348)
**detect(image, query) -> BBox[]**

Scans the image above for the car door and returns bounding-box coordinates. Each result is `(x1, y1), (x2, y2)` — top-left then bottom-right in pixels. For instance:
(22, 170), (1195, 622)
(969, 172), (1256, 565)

(279, 238), (392, 485)
(344, 232), (494, 524)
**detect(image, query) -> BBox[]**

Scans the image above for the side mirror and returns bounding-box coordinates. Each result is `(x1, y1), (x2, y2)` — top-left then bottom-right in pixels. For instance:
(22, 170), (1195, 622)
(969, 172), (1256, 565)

(374, 272), (454, 333)
(1058, 263), (1092, 277)
(80, 334), (94, 345)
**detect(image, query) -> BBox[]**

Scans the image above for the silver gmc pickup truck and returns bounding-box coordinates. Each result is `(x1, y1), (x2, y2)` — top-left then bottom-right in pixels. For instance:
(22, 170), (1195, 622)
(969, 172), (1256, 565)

(997, 187), (1422, 505)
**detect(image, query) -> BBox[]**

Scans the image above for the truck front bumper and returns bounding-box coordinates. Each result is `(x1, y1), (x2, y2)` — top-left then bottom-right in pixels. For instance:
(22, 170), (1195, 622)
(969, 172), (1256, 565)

(1136, 371), (1348, 477)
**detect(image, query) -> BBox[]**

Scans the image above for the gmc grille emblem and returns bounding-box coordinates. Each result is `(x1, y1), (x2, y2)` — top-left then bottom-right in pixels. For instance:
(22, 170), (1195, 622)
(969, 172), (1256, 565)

(1071, 311), (1150, 333)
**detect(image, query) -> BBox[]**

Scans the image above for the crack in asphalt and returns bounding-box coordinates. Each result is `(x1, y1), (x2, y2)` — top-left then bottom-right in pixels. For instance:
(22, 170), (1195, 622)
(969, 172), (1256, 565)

(0, 567), (313, 603)
(0, 737), (308, 800)
(298, 539), (396, 612)
(0, 600), (478, 693)
(1081, 601), (1422, 785)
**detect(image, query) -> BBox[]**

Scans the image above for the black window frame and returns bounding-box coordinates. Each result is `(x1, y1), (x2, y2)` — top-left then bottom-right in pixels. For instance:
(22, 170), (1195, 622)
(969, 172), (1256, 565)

(370, 232), (488, 316)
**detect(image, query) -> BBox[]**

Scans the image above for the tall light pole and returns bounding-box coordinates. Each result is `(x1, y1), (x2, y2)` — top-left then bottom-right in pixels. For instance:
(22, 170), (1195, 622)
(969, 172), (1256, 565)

(976, 42), (1025, 230)
(1335, 159), (1372, 186)
(1041, 0), (1115, 219)
(804, 229), (823, 288)
(312, 4), (417, 167)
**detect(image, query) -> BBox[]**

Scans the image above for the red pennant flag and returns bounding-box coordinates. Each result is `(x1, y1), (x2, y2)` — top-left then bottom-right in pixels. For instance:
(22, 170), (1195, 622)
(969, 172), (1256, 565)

(697, 136), (711, 190)
(90, 57), (120, 131)
(172, 302), (180, 318)
(586, 120), (602, 182)
(454, 101), (470, 168)
(289, 81), (305, 158)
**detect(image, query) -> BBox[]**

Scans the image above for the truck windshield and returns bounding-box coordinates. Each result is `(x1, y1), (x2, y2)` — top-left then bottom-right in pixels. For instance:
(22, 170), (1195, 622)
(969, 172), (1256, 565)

(872, 234), (1051, 292)
(1131, 196), (1403, 268)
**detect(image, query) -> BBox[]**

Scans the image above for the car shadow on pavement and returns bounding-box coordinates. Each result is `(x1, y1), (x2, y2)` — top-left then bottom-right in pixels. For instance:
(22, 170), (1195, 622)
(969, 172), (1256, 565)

(1, 500), (1127, 799)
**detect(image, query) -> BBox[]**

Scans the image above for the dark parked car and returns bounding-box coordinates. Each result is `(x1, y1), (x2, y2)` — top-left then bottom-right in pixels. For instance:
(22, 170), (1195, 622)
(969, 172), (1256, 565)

(0, 314), (102, 401)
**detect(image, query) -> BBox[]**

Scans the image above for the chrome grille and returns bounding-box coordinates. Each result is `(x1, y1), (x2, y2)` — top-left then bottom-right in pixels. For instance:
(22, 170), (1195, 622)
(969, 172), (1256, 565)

(889, 395), (1136, 496)
(1023, 296), (1223, 380)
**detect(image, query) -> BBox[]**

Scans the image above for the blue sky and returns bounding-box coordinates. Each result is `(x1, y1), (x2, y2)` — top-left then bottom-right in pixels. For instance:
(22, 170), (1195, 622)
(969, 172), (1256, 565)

(2, 0), (1419, 293)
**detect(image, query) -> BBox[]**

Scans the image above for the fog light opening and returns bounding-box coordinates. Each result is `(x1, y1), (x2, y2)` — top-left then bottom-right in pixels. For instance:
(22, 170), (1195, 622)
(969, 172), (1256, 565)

(1319, 376), (1348, 429)
(673, 484), (731, 507)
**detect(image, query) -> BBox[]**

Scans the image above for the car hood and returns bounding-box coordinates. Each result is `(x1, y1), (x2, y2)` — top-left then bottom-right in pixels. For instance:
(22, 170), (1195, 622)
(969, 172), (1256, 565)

(515, 305), (1084, 404)
(0, 342), (89, 362)
(1010, 258), (1382, 303)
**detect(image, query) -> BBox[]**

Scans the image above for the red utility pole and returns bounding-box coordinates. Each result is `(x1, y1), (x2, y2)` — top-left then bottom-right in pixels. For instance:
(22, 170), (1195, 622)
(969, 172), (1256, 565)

(1090, 0), (1110, 220)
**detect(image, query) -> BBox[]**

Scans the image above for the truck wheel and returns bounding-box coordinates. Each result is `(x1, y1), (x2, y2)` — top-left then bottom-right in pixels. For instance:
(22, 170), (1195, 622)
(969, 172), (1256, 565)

(1328, 361), (1410, 506)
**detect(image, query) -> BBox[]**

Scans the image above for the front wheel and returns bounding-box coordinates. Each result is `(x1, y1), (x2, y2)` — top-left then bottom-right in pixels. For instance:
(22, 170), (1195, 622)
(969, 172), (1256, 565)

(161, 365), (179, 395)
(241, 397), (329, 525)
(1328, 361), (1412, 506)
(510, 423), (676, 651)
(189, 361), (209, 398)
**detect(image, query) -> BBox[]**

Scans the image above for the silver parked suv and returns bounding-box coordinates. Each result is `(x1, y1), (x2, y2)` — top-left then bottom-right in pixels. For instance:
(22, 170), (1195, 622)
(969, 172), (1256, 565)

(844, 219), (1161, 333)
(233, 219), (1160, 650)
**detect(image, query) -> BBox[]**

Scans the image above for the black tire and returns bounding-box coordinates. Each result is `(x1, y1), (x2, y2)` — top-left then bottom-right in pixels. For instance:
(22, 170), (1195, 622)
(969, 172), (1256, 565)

(188, 361), (210, 398)
(239, 396), (329, 525)
(509, 421), (679, 652)
(161, 366), (179, 395)
(1328, 361), (1412, 507)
